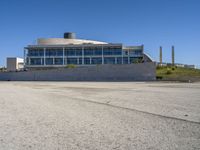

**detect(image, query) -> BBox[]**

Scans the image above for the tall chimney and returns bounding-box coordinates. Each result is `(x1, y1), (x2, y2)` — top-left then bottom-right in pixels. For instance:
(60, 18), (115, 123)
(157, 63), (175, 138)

(172, 46), (175, 65)
(159, 46), (162, 64)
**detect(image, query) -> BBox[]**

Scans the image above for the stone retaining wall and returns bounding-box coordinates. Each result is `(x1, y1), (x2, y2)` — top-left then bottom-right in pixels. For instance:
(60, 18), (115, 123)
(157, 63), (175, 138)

(0, 63), (156, 81)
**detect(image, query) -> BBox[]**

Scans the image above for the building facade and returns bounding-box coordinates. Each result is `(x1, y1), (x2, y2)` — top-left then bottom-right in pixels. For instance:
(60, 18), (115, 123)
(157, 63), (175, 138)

(24, 33), (151, 68)
(7, 57), (24, 71)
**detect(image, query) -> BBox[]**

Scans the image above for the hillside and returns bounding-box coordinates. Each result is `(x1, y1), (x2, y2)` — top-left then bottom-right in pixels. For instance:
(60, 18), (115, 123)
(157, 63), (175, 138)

(156, 66), (200, 82)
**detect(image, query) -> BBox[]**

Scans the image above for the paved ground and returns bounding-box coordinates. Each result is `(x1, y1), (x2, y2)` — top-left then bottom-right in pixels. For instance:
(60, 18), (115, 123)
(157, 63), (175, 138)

(0, 82), (200, 150)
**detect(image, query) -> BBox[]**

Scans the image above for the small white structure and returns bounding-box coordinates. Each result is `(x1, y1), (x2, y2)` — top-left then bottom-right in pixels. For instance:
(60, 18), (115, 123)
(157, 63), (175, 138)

(7, 57), (24, 71)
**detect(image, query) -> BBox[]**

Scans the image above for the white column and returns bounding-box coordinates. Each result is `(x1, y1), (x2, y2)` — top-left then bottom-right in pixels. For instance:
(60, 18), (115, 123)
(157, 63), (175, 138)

(24, 48), (26, 66)
(41, 58), (42, 65)
(90, 57), (92, 65)
(29, 58), (30, 65)
(102, 45), (104, 64)
(53, 58), (55, 65)
(82, 46), (84, 65)
(44, 48), (46, 66)
(121, 49), (123, 64)
(128, 49), (130, 64)
(77, 57), (79, 65)
(63, 47), (65, 65)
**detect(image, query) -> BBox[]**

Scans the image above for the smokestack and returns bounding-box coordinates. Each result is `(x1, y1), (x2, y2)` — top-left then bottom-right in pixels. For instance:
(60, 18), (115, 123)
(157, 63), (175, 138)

(159, 46), (162, 64)
(172, 46), (175, 65)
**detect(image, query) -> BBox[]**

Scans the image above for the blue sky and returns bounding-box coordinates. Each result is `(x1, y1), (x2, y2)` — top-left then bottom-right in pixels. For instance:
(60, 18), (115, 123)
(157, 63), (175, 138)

(0, 0), (200, 67)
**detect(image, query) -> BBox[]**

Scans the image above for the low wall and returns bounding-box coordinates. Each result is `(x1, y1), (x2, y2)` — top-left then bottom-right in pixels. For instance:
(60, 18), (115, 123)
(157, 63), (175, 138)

(0, 63), (156, 81)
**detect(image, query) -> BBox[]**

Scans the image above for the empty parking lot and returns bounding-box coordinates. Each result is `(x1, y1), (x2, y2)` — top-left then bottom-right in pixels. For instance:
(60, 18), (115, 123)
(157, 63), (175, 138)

(0, 82), (200, 150)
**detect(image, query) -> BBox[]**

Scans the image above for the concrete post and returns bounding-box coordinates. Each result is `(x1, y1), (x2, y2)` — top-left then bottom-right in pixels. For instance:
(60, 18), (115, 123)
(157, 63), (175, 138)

(159, 46), (162, 64)
(172, 46), (175, 66)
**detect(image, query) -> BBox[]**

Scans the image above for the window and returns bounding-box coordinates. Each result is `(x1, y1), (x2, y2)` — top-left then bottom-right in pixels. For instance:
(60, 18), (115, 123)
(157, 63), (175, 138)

(129, 50), (142, 56)
(46, 58), (53, 65)
(28, 49), (44, 56)
(67, 58), (77, 64)
(103, 49), (122, 55)
(123, 50), (128, 56)
(46, 49), (63, 57)
(104, 57), (115, 64)
(83, 47), (102, 56)
(94, 49), (102, 55)
(54, 58), (63, 65)
(84, 50), (93, 56)
(65, 49), (82, 56)
(30, 58), (43, 65)
(91, 57), (102, 64)
(66, 50), (76, 56)
(117, 57), (122, 64)
(84, 58), (90, 64)
(76, 50), (82, 56)
(78, 58), (82, 65)
(123, 57), (128, 64)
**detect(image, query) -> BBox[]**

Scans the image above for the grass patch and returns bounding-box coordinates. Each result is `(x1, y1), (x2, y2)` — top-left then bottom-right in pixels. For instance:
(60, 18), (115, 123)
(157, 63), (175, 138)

(156, 66), (200, 82)
(66, 64), (76, 68)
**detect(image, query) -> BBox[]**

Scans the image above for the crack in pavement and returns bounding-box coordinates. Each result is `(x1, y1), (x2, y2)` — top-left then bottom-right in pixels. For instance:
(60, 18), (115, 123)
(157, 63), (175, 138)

(58, 94), (200, 125)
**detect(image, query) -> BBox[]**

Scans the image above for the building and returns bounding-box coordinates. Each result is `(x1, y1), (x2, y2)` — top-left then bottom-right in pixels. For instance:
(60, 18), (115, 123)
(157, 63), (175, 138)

(24, 32), (152, 68)
(7, 57), (24, 71)
(0, 33), (156, 81)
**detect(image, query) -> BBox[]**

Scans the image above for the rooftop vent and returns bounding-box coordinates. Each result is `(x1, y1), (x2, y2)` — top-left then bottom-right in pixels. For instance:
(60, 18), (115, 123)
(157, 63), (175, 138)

(64, 32), (76, 39)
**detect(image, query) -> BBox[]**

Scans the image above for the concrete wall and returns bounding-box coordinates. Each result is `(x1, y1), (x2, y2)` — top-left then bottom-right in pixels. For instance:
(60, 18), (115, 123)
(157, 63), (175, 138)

(0, 63), (156, 81)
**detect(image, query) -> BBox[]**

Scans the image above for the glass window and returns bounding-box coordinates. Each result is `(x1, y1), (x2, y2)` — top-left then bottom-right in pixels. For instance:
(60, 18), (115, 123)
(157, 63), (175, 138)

(117, 57), (122, 64)
(28, 49), (44, 56)
(55, 58), (63, 65)
(46, 58), (53, 65)
(129, 49), (143, 56)
(30, 58), (43, 65)
(84, 47), (102, 56)
(123, 50), (128, 56)
(66, 50), (76, 56)
(94, 49), (102, 55)
(91, 57), (102, 64)
(78, 58), (82, 65)
(84, 50), (93, 56)
(84, 58), (90, 64)
(65, 49), (82, 56)
(46, 49), (63, 56)
(67, 58), (77, 64)
(123, 57), (128, 64)
(76, 50), (82, 56)
(56, 50), (63, 56)
(26, 58), (29, 65)
(130, 57), (135, 64)
(103, 49), (122, 55)
(104, 57), (115, 64)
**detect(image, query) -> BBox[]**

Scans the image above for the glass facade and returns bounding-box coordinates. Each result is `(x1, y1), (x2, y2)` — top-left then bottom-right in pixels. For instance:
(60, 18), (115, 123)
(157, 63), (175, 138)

(46, 58), (53, 65)
(46, 49), (63, 57)
(25, 45), (143, 66)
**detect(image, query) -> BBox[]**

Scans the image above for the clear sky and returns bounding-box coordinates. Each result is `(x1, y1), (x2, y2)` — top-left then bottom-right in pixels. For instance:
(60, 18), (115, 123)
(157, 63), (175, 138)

(0, 0), (200, 67)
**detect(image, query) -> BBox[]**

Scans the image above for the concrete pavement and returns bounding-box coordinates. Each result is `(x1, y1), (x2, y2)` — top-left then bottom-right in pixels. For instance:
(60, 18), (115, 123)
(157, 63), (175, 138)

(0, 82), (200, 150)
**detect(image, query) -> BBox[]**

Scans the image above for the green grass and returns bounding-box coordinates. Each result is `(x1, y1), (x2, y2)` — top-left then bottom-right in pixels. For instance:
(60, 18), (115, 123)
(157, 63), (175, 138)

(156, 66), (200, 82)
